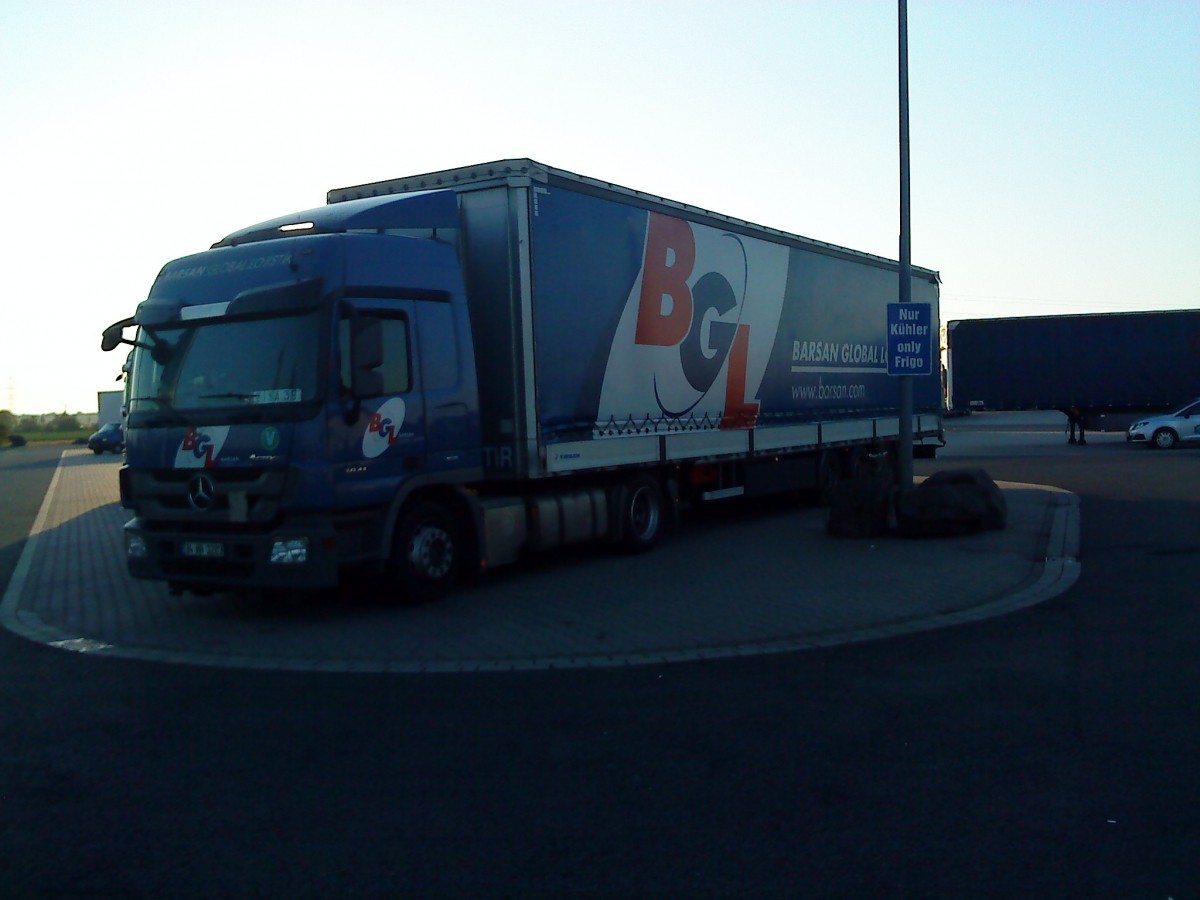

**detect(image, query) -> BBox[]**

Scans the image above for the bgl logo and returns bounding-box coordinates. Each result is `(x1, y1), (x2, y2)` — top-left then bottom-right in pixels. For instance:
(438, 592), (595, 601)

(634, 213), (758, 428)
(597, 213), (788, 433)
(363, 397), (406, 459)
(174, 425), (230, 468)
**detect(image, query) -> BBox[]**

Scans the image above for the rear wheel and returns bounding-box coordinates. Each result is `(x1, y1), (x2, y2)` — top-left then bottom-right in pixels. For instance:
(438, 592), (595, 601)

(873, 444), (898, 484)
(1152, 428), (1179, 450)
(621, 475), (665, 552)
(816, 449), (842, 506)
(847, 444), (895, 482)
(392, 500), (460, 604)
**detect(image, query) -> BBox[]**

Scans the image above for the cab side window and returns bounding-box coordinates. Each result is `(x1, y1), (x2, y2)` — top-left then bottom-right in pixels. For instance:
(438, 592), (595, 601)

(339, 314), (411, 395)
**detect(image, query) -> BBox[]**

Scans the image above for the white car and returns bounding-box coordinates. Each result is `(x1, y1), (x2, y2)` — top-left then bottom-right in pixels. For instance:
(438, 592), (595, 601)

(1127, 398), (1200, 449)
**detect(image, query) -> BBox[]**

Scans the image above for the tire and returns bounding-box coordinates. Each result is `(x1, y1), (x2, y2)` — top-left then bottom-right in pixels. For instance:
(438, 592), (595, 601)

(816, 449), (842, 507)
(92, 447), (103, 455)
(621, 475), (665, 552)
(391, 500), (460, 604)
(848, 444), (894, 482)
(1152, 428), (1178, 450)
(846, 447), (869, 480)
(873, 444), (898, 484)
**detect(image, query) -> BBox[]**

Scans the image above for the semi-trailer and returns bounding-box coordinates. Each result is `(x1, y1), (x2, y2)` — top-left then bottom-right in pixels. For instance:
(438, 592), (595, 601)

(946, 309), (1200, 440)
(97, 390), (124, 428)
(102, 159), (942, 600)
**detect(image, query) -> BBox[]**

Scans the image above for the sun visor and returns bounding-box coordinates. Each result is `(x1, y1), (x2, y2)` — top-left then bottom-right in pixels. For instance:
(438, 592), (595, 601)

(135, 297), (184, 325)
(214, 190), (460, 247)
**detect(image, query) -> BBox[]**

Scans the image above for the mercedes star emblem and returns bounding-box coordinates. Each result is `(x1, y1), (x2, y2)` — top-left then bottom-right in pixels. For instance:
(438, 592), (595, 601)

(187, 473), (217, 511)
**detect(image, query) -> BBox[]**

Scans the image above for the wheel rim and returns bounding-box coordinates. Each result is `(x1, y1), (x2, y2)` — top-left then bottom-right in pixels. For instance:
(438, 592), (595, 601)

(1154, 429), (1176, 449)
(408, 524), (453, 580)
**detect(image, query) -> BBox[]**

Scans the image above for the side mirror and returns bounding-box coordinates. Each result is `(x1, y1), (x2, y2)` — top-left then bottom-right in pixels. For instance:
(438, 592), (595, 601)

(101, 318), (135, 352)
(350, 316), (385, 398)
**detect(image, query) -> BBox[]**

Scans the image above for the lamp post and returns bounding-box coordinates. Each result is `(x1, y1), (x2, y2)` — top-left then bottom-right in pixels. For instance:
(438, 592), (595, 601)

(897, 0), (914, 492)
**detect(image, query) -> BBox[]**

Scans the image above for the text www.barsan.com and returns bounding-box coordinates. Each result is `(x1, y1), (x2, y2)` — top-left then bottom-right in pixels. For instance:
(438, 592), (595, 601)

(792, 379), (866, 401)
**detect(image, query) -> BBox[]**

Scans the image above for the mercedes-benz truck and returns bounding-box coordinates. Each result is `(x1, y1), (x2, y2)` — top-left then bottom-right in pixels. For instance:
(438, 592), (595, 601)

(103, 160), (942, 601)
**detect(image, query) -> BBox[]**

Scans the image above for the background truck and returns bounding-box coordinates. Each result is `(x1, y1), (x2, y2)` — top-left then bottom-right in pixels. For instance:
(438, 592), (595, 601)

(102, 159), (942, 600)
(97, 390), (124, 428)
(946, 309), (1200, 435)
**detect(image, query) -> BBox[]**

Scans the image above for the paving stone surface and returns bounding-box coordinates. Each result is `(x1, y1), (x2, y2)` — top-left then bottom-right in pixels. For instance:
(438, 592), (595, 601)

(1, 450), (1080, 672)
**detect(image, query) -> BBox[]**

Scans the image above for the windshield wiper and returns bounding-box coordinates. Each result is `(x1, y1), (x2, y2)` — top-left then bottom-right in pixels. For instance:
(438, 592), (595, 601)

(199, 392), (257, 402)
(128, 396), (186, 426)
(140, 410), (191, 427)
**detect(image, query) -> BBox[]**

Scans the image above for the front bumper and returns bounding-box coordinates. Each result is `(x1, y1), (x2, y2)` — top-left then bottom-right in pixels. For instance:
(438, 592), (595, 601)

(124, 516), (341, 591)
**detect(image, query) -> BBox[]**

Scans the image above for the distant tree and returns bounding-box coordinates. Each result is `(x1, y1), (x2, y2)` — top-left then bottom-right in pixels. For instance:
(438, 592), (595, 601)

(49, 413), (80, 432)
(16, 415), (39, 432)
(0, 409), (12, 443)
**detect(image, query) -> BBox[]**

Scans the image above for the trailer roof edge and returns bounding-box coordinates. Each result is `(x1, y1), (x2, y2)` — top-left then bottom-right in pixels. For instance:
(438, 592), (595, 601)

(327, 158), (941, 282)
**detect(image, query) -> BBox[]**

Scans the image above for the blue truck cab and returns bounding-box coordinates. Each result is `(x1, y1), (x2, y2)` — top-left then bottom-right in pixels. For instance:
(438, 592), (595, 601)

(105, 190), (484, 598)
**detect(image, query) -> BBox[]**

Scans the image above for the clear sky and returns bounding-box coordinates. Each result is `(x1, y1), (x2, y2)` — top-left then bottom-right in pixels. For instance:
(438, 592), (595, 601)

(1, 0), (1196, 415)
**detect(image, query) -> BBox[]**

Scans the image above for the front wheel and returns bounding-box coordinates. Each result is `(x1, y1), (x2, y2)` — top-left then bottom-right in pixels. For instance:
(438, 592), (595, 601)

(391, 500), (461, 604)
(1152, 428), (1179, 450)
(621, 475), (666, 552)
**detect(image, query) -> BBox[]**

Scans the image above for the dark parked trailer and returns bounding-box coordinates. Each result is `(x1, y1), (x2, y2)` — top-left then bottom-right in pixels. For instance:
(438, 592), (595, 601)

(947, 310), (1200, 429)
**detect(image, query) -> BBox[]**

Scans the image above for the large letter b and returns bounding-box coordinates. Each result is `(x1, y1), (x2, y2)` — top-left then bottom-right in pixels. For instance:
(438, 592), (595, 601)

(634, 213), (695, 346)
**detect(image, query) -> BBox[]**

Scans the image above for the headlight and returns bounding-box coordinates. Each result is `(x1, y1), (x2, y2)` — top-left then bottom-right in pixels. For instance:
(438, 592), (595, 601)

(1131, 420), (1148, 430)
(270, 538), (309, 564)
(126, 535), (148, 558)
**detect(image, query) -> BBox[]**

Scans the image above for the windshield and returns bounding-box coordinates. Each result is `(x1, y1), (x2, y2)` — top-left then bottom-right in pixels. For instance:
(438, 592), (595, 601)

(128, 310), (322, 424)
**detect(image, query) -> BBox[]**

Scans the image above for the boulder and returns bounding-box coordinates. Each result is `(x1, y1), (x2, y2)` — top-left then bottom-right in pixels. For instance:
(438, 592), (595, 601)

(896, 469), (1007, 538)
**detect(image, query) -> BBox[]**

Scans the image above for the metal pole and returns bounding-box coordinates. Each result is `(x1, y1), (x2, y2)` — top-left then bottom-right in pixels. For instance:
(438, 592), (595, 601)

(897, 0), (914, 492)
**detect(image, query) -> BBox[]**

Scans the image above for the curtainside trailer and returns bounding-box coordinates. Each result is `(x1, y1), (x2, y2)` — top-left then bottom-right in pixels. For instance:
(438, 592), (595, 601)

(946, 309), (1200, 439)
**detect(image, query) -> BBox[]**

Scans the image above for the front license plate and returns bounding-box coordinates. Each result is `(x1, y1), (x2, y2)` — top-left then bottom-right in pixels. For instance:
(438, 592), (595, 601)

(182, 541), (225, 559)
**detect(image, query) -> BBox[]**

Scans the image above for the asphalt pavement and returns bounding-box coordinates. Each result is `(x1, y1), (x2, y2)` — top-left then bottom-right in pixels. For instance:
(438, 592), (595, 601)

(3, 419), (1197, 899)
(0, 442), (64, 595)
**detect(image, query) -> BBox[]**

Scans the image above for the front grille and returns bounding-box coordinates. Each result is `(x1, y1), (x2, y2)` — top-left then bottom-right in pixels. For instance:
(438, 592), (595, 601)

(130, 467), (290, 524)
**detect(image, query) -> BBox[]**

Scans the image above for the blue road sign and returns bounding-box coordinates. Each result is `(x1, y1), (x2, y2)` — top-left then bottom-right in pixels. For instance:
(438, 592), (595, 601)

(887, 302), (933, 376)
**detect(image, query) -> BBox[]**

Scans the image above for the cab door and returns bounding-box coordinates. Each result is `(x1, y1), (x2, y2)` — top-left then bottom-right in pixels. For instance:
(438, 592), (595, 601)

(331, 300), (427, 511)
